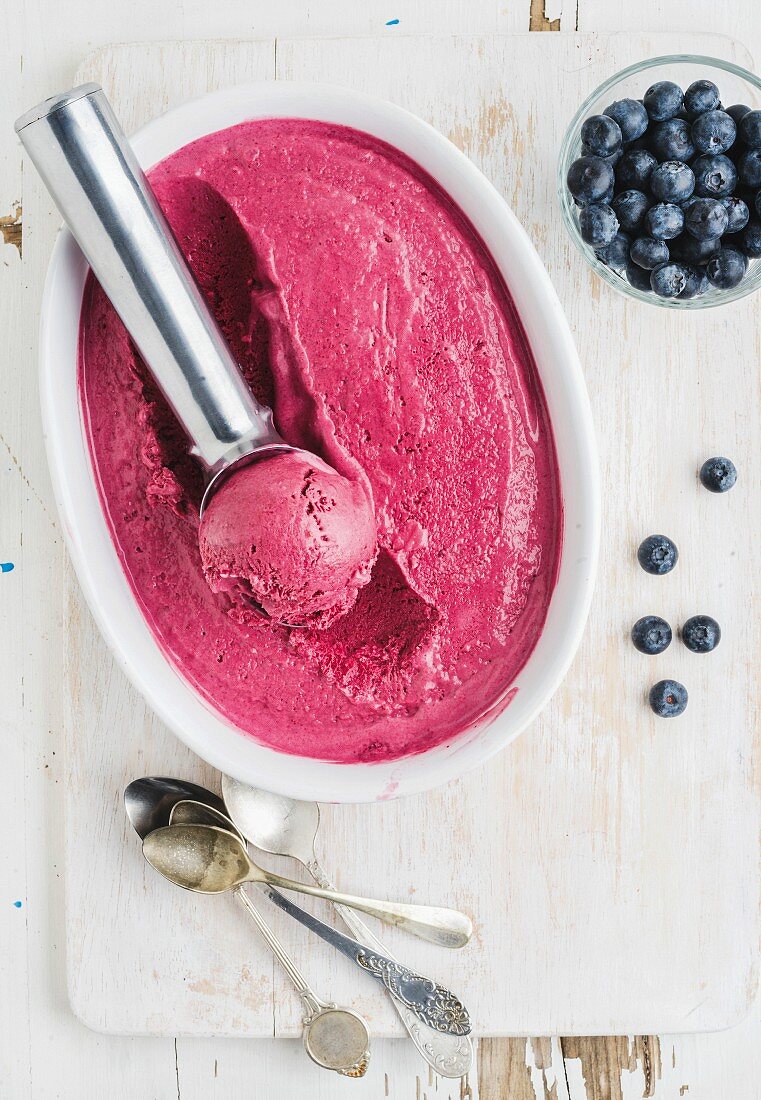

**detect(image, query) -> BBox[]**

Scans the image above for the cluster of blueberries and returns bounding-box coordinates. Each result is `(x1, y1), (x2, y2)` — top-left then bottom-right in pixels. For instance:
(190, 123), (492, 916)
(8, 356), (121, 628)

(633, 457), (736, 717)
(566, 78), (761, 299)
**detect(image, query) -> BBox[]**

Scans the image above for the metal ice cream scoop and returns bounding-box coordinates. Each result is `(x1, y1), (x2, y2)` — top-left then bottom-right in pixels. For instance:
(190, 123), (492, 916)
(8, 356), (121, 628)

(15, 84), (294, 511)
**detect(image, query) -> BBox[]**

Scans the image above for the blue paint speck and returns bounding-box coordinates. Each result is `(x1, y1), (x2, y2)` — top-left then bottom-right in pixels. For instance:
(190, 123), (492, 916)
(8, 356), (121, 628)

(1, 562), (14, 573)
(13, 900), (22, 908)
(385, 18), (400, 25)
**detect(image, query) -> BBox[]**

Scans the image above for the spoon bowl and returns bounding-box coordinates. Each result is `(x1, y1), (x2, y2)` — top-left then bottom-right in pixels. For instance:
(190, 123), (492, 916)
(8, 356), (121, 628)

(222, 775), (318, 863)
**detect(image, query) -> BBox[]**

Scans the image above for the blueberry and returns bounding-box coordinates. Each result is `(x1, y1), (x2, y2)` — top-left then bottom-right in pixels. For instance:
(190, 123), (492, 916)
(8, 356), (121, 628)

(700, 455), (738, 493)
(649, 117), (695, 162)
(649, 679), (688, 718)
(737, 148), (761, 188)
(669, 232), (721, 264)
(595, 230), (631, 271)
(567, 155), (615, 205)
(738, 109), (761, 149)
(720, 195), (750, 233)
(644, 81), (684, 122)
(726, 103), (752, 125)
(692, 153), (737, 198)
(582, 143), (623, 168)
(705, 247), (747, 289)
(650, 262), (689, 298)
(757, 191), (761, 218)
(644, 202), (684, 240)
(637, 534), (678, 574)
(631, 615), (673, 654)
(581, 114), (623, 158)
(625, 259), (654, 292)
(650, 161), (695, 203)
(691, 109), (736, 155)
(604, 98), (649, 143)
(579, 202), (620, 247)
(630, 236), (670, 269)
(684, 197), (729, 241)
(683, 79), (721, 119)
(679, 265), (710, 299)
(615, 148), (657, 192)
(611, 189), (652, 233)
(681, 614), (721, 653)
(736, 220), (761, 257)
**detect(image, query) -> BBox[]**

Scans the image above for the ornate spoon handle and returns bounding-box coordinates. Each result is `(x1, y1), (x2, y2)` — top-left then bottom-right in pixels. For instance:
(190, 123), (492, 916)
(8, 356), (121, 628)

(306, 858), (473, 1078)
(260, 884), (471, 1037)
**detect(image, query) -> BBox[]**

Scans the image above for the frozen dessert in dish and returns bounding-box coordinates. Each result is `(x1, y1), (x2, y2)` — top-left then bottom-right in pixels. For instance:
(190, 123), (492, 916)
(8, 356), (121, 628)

(199, 449), (377, 629)
(78, 117), (562, 763)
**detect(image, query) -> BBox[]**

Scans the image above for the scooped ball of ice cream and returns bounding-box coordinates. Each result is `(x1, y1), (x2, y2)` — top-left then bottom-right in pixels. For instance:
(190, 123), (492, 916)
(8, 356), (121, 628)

(199, 450), (377, 629)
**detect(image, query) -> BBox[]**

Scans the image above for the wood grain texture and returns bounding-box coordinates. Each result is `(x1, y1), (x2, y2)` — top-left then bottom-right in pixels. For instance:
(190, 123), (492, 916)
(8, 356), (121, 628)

(2, 1), (761, 1096)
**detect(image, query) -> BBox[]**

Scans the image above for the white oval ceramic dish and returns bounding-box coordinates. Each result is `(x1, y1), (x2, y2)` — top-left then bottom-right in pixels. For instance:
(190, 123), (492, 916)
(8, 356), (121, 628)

(40, 82), (599, 802)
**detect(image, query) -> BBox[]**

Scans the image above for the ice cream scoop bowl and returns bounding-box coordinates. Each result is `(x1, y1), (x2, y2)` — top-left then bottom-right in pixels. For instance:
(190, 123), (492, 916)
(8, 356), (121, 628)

(16, 85), (376, 627)
(143, 823), (473, 948)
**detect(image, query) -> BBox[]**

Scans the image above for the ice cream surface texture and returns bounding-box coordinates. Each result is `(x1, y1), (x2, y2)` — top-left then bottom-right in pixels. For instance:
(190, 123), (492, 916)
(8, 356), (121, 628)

(199, 450), (377, 629)
(78, 118), (562, 763)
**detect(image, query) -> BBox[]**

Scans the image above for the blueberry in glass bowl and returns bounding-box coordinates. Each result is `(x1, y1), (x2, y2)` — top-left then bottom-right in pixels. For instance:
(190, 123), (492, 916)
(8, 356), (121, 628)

(559, 55), (761, 308)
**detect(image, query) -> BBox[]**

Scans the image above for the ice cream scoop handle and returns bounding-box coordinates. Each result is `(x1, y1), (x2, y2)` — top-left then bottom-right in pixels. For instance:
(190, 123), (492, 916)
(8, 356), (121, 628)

(15, 85), (278, 472)
(254, 867), (472, 949)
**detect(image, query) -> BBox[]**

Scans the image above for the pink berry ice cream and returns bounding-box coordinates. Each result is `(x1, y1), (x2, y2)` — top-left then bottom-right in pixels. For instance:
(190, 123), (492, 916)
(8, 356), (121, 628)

(199, 450), (377, 629)
(78, 118), (562, 763)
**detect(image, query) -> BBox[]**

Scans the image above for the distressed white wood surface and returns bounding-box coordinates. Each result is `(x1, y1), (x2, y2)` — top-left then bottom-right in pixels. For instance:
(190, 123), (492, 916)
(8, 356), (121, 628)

(3, 1), (761, 1097)
(60, 28), (761, 1044)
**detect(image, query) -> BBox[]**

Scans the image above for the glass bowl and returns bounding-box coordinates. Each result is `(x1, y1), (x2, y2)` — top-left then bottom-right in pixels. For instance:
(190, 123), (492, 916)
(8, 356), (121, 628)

(558, 54), (761, 309)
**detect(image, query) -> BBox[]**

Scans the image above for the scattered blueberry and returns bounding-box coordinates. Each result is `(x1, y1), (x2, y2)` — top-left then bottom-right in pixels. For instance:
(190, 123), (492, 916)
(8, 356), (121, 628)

(567, 155), (615, 205)
(616, 148), (658, 191)
(596, 230), (631, 270)
(679, 265), (710, 299)
(720, 195), (750, 233)
(684, 196), (729, 241)
(611, 189), (652, 233)
(705, 247), (747, 289)
(691, 109), (736, 155)
(737, 148), (761, 188)
(726, 103), (752, 125)
(581, 114), (623, 158)
(738, 109), (761, 149)
(684, 79), (720, 119)
(699, 455), (737, 493)
(630, 236), (670, 269)
(650, 161), (695, 203)
(637, 534), (679, 574)
(645, 202), (684, 240)
(692, 153), (737, 198)
(626, 258), (654, 292)
(649, 679), (688, 718)
(649, 117), (695, 162)
(681, 614), (721, 653)
(604, 98), (649, 143)
(651, 262), (689, 298)
(737, 220), (761, 257)
(631, 615), (673, 654)
(644, 81), (684, 122)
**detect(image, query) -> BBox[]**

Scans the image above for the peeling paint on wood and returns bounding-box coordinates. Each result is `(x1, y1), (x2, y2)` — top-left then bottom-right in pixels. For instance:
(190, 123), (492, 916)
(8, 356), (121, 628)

(0, 203), (22, 257)
(561, 1036), (662, 1099)
(529, 0), (560, 32)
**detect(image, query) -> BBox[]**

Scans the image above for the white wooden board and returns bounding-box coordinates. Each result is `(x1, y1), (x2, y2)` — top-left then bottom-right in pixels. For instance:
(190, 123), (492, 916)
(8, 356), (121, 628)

(63, 31), (761, 1039)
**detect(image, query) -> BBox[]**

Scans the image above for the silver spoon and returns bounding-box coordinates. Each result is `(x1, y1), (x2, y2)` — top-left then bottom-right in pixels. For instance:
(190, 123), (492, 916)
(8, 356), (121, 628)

(143, 816), (470, 1037)
(143, 823), (471, 948)
(221, 777), (473, 1078)
(125, 780), (370, 1076)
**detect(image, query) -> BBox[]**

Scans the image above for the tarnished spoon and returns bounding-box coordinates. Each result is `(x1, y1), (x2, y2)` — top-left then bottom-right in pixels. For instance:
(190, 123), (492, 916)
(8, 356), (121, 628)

(221, 777), (473, 1078)
(144, 822), (471, 948)
(126, 780), (370, 1076)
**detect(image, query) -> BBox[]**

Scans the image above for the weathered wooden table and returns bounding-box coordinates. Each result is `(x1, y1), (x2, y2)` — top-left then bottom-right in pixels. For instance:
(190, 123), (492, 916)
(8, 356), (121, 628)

(2, 1), (761, 1097)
